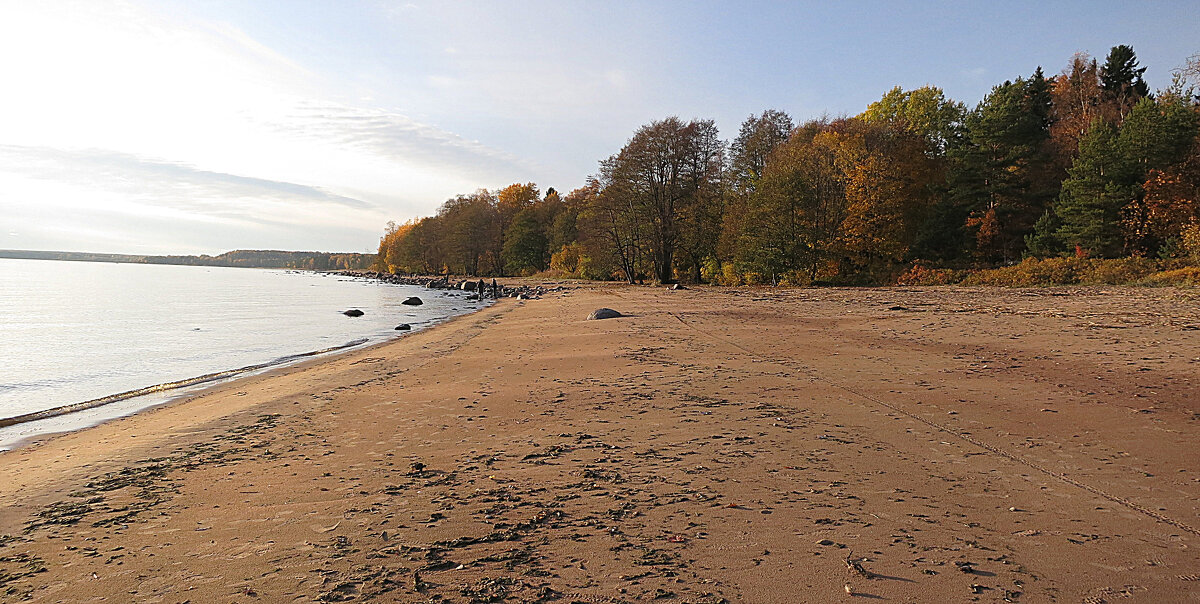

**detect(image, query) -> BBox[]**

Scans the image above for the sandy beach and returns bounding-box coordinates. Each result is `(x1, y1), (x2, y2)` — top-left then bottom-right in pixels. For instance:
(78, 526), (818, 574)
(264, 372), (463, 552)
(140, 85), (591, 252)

(1, 283), (1198, 603)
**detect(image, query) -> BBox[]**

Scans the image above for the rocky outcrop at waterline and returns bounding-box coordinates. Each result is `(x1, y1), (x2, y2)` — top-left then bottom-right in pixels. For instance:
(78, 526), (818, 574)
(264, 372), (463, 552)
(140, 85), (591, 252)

(339, 271), (564, 301)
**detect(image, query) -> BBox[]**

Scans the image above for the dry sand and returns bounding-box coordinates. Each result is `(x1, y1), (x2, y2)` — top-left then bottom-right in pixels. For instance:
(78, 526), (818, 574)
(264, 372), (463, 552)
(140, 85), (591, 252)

(1, 283), (1198, 603)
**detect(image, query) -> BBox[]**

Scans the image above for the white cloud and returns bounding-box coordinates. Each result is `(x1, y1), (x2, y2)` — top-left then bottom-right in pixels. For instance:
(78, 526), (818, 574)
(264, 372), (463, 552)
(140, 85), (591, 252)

(268, 102), (529, 177)
(0, 1), (541, 253)
(0, 145), (375, 213)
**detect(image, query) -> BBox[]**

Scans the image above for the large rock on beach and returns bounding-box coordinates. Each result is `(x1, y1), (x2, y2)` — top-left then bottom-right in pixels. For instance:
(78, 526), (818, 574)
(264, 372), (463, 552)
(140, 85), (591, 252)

(402, 297), (423, 306)
(587, 308), (622, 320)
(394, 323), (411, 330)
(461, 281), (477, 291)
(343, 309), (365, 317)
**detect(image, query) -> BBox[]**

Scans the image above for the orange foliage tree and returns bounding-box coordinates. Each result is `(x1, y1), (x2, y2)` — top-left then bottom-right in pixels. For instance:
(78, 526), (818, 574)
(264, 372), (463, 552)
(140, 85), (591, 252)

(1128, 131), (1200, 251)
(825, 120), (939, 274)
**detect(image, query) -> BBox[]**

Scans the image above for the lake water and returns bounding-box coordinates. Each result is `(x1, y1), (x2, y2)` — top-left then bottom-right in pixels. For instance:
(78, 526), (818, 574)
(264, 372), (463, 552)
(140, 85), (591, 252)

(0, 258), (482, 449)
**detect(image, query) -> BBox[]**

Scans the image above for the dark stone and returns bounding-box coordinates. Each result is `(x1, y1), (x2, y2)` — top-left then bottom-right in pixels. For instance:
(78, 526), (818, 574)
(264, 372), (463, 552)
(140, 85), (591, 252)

(460, 281), (476, 291)
(343, 309), (365, 317)
(587, 308), (622, 320)
(395, 324), (411, 330)
(402, 297), (423, 306)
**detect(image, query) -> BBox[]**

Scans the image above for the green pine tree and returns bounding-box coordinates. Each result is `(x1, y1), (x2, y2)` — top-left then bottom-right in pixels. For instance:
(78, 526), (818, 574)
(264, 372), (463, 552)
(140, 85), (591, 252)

(1054, 120), (1128, 256)
(1025, 209), (1064, 257)
(1055, 96), (1199, 257)
(944, 70), (1056, 262)
(1100, 45), (1150, 118)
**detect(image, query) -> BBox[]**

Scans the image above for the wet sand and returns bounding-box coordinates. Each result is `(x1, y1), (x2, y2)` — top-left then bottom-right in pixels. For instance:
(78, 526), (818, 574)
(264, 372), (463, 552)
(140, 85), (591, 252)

(1, 283), (1197, 602)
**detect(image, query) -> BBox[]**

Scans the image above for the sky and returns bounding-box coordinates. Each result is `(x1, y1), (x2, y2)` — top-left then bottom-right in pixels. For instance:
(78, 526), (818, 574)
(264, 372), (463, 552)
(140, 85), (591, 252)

(0, 1), (1197, 255)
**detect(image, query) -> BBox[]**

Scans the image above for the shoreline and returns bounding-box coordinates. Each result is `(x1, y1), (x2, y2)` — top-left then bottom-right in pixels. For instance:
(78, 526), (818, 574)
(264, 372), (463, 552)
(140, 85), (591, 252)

(0, 278), (499, 451)
(0, 338), (370, 430)
(0, 284), (1196, 602)
(0, 295), (516, 523)
(0, 302), (498, 452)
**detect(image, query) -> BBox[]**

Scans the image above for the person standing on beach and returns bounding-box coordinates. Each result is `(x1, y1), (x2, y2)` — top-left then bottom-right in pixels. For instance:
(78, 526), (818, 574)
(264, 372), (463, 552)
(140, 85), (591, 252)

(478, 278), (485, 298)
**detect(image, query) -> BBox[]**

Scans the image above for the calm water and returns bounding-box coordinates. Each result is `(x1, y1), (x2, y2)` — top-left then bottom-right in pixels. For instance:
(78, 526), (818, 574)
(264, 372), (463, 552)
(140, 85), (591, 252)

(0, 258), (482, 448)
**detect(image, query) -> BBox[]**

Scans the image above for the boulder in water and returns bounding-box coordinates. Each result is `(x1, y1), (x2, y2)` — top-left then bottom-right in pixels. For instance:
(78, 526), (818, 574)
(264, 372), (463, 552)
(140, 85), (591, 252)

(402, 297), (423, 306)
(587, 308), (622, 320)
(395, 323), (411, 330)
(343, 309), (365, 317)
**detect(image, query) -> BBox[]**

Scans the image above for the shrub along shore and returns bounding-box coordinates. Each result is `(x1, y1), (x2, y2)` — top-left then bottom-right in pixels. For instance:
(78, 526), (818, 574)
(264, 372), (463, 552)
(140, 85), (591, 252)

(899, 257), (1200, 287)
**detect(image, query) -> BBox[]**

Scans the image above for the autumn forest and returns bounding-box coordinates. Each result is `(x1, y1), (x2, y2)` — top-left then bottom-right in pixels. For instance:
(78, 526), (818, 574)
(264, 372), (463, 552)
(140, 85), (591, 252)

(375, 46), (1200, 286)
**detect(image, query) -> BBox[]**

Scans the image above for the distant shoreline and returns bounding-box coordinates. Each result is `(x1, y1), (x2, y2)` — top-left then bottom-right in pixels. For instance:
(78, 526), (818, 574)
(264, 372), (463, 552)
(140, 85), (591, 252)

(0, 248), (375, 270)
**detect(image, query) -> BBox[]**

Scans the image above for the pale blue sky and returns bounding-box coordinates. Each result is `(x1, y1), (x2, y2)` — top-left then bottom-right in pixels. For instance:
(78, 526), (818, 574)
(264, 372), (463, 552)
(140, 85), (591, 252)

(1, 1), (1197, 254)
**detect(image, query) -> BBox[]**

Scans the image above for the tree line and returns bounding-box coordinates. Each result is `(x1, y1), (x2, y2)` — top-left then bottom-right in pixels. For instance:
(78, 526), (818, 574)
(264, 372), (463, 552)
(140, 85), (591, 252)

(376, 45), (1200, 284)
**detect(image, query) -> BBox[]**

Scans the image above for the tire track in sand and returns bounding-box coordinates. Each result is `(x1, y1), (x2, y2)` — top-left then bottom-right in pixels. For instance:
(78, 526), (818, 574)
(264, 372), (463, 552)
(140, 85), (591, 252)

(629, 296), (1200, 538)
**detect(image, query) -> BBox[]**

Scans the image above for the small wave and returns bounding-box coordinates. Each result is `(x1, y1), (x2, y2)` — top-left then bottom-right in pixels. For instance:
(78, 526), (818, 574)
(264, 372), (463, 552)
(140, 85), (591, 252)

(0, 338), (370, 429)
(273, 338), (368, 364)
